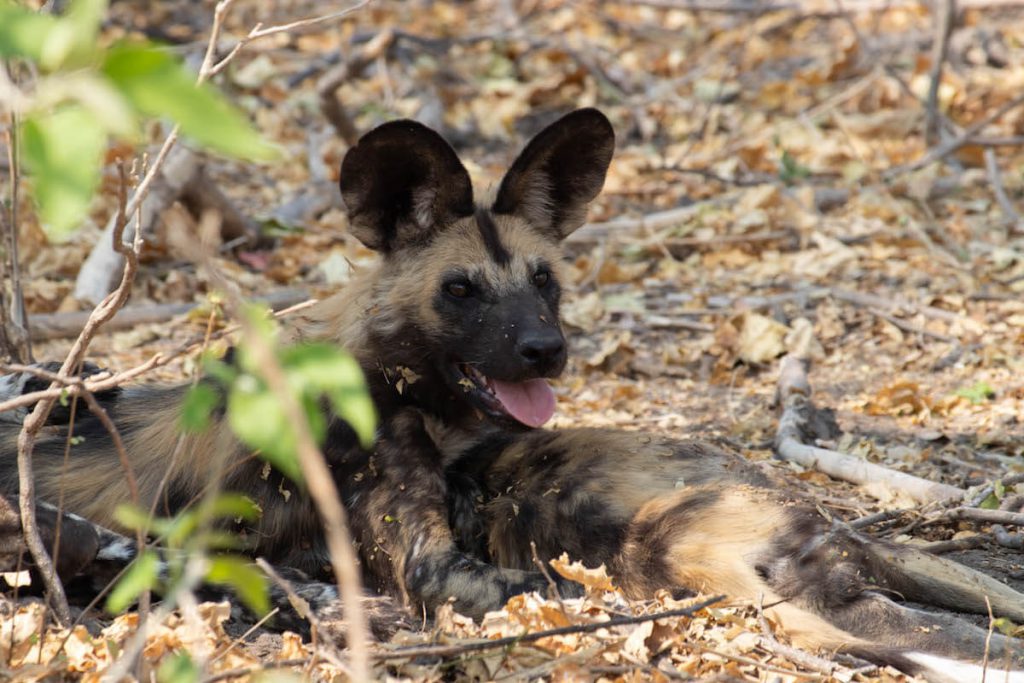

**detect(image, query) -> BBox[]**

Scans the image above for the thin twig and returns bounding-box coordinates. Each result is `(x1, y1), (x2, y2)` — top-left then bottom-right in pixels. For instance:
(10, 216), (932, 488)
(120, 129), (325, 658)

(10, 173), (138, 626)
(201, 658), (311, 683)
(867, 307), (958, 344)
(983, 147), (1023, 231)
(924, 0), (956, 144)
(849, 508), (907, 529)
(255, 559), (351, 673)
(207, 0), (370, 78)
(375, 595), (724, 661)
(886, 92), (1024, 178)
(757, 595), (841, 676)
(0, 298), (319, 416)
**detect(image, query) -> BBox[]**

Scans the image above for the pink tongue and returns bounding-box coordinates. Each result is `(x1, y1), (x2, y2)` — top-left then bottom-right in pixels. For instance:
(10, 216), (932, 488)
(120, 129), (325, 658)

(489, 378), (556, 427)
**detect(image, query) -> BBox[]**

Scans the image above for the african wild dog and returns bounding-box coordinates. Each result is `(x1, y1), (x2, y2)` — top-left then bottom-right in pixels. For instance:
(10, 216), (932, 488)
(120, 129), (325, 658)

(1, 109), (1023, 681)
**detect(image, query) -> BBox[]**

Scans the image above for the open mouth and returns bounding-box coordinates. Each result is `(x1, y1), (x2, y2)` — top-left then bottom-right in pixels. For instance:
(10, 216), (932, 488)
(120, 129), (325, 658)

(454, 363), (556, 428)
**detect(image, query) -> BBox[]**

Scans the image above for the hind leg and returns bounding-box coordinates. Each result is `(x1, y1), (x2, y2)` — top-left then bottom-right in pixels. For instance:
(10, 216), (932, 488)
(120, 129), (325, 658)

(618, 487), (1024, 666)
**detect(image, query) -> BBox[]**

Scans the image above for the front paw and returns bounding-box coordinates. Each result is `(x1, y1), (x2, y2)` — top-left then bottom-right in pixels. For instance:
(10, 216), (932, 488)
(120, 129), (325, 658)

(407, 551), (585, 620)
(506, 569), (585, 601)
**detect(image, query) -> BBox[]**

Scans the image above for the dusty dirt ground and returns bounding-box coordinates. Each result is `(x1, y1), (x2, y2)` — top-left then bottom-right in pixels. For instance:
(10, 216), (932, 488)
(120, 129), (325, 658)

(4, 0), (1024, 680)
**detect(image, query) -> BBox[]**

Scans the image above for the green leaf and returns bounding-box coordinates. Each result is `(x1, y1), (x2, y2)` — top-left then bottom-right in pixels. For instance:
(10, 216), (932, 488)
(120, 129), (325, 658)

(202, 356), (239, 386)
(106, 550), (159, 613)
(954, 381), (995, 405)
(993, 617), (1017, 637)
(113, 503), (164, 536)
(191, 530), (250, 551)
(180, 383), (220, 433)
(227, 381), (302, 483)
(21, 105), (106, 238)
(205, 493), (262, 523)
(280, 343), (377, 448)
(46, 0), (107, 69)
(33, 72), (138, 139)
(205, 556), (269, 616)
(979, 493), (1000, 510)
(280, 343), (367, 393)
(0, 4), (58, 61)
(101, 43), (277, 161)
(328, 389), (377, 450)
(779, 149), (811, 185)
(157, 651), (199, 683)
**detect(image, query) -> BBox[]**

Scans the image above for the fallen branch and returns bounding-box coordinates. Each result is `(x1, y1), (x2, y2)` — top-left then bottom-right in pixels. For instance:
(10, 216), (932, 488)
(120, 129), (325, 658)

(992, 525), (1023, 550)
(180, 167), (262, 245)
(201, 659), (310, 683)
(920, 535), (988, 554)
(625, 0), (1024, 11)
(774, 355), (964, 505)
(570, 195), (738, 245)
(27, 288), (308, 341)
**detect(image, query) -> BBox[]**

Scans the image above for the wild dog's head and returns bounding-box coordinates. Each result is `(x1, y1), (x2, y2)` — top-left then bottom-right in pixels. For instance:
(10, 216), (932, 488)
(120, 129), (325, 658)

(339, 109), (613, 429)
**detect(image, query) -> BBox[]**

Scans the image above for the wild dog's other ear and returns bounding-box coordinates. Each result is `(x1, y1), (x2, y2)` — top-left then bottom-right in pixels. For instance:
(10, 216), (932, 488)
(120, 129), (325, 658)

(492, 108), (614, 240)
(339, 120), (474, 252)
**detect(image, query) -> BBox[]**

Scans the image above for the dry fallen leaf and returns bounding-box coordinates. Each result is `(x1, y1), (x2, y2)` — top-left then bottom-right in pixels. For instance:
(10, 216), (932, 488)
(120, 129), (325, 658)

(550, 552), (617, 592)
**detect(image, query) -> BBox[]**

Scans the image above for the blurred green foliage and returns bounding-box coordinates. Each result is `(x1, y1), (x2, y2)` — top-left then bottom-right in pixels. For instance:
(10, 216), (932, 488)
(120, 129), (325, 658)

(1, 0), (276, 238)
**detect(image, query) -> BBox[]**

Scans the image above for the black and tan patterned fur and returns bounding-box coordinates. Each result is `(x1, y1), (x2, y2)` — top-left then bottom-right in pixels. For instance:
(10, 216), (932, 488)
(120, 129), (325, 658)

(1, 109), (1022, 681)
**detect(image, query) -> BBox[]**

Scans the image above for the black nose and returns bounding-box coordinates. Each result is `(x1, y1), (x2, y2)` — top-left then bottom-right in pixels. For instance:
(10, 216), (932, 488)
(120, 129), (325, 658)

(517, 332), (565, 368)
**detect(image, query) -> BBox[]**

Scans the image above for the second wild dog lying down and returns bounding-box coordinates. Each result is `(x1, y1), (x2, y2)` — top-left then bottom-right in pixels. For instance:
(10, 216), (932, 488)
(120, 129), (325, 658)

(2, 109), (1023, 682)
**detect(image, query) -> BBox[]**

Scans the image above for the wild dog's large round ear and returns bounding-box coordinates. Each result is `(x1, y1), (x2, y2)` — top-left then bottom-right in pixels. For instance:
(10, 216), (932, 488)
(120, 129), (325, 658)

(339, 120), (474, 252)
(492, 108), (614, 241)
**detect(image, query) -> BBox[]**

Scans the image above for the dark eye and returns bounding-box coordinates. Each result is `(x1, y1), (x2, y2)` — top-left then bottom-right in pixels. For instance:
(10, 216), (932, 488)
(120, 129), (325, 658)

(532, 270), (550, 288)
(445, 280), (472, 298)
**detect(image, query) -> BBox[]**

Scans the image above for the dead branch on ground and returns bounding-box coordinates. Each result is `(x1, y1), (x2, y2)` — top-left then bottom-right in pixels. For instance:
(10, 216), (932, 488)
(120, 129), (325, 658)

(937, 507), (1024, 527)
(27, 288), (308, 341)
(774, 355), (964, 505)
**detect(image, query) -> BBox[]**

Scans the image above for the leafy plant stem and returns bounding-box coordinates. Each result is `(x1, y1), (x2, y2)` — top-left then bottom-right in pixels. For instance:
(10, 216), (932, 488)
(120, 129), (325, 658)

(198, 252), (370, 681)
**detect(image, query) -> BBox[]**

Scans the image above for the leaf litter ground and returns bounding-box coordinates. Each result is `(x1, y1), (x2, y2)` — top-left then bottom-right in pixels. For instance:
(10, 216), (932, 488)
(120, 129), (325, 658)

(6, 0), (1024, 680)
